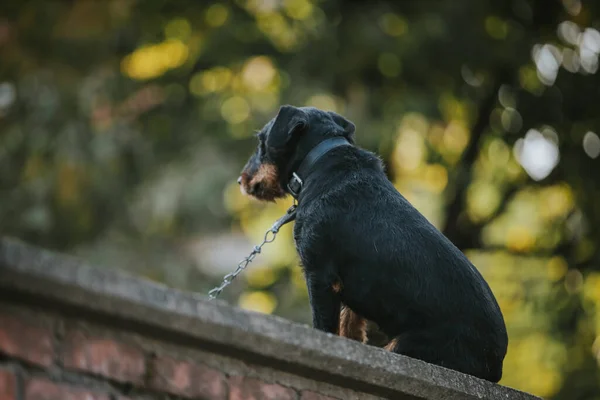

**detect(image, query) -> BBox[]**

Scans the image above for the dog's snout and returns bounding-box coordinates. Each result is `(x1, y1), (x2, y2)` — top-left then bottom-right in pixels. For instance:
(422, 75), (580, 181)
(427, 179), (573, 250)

(237, 176), (242, 185)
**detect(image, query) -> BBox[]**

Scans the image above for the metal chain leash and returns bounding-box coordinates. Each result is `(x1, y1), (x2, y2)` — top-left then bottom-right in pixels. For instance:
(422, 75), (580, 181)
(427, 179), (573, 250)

(208, 204), (297, 300)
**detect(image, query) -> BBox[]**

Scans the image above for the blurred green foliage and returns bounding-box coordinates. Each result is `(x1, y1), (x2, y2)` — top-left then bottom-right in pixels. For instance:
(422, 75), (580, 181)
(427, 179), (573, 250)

(2, 0), (600, 397)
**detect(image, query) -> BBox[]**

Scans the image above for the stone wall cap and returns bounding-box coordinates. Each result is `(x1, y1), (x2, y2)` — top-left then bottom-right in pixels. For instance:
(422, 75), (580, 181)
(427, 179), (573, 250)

(0, 236), (540, 400)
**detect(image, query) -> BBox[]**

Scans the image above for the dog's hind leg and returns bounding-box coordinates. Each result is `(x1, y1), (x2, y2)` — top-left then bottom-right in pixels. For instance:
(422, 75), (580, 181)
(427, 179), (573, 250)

(339, 306), (367, 343)
(384, 332), (452, 365)
(382, 331), (502, 382)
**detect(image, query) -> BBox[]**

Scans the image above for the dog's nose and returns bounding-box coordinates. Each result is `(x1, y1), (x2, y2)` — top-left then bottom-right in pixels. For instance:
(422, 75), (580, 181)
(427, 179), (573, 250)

(237, 176), (242, 185)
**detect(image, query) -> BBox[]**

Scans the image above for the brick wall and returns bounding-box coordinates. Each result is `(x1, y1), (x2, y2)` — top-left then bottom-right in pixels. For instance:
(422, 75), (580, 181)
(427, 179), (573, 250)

(0, 237), (539, 400)
(0, 306), (344, 400)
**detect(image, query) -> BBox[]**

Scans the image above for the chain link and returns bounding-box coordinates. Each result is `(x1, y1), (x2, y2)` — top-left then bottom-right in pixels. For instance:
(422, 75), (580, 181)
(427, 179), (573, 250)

(208, 204), (297, 300)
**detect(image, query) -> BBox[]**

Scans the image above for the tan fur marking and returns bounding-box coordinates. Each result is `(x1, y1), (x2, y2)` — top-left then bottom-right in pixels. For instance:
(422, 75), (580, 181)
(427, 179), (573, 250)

(241, 163), (285, 201)
(332, 281), (343, 294)
(384, 338), (399, 352)
(249, 163), (279, 190)
(339, 306), (367, 343)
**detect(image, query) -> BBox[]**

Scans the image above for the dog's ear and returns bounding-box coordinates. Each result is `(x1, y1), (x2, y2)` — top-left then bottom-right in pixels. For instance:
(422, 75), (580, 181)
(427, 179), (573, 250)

(267, 105), (309, 150)
(328, 111), (356, 143)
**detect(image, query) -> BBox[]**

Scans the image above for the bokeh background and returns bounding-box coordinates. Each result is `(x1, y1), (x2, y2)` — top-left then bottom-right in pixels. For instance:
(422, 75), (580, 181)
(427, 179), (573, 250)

(2, 0), (600, 398)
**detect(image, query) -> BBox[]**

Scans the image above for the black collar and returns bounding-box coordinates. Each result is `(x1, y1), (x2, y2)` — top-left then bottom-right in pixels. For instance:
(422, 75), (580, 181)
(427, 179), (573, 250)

(287, 137), (352, 199)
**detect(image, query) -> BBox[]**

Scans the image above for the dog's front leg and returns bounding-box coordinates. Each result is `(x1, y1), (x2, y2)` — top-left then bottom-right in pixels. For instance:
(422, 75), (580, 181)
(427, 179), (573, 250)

(306, 273), (341, 334)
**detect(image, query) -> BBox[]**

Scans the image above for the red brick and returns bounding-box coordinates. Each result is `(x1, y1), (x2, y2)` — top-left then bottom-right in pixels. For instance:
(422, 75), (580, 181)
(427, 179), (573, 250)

(0, 369), (16, 400)
(229, 377), (296, 400)
(300, 391), (339, 400)
(61, 331), (145, 384)
(0, 314), (54, 367)
(150, 355), (225, 399)
(25, 378), (110, 400)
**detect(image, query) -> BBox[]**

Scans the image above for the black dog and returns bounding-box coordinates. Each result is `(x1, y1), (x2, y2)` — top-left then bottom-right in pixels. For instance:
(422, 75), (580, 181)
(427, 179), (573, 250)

(238, 105), (508, 382)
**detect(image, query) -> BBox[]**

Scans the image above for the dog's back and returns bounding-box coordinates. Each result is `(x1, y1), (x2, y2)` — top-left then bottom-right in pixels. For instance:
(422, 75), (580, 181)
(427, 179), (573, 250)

(296, 146), (508, 382)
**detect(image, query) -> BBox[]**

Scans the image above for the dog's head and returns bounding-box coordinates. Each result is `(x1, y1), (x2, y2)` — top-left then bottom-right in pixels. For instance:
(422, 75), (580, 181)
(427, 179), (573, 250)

(238, 105), (356, 201)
